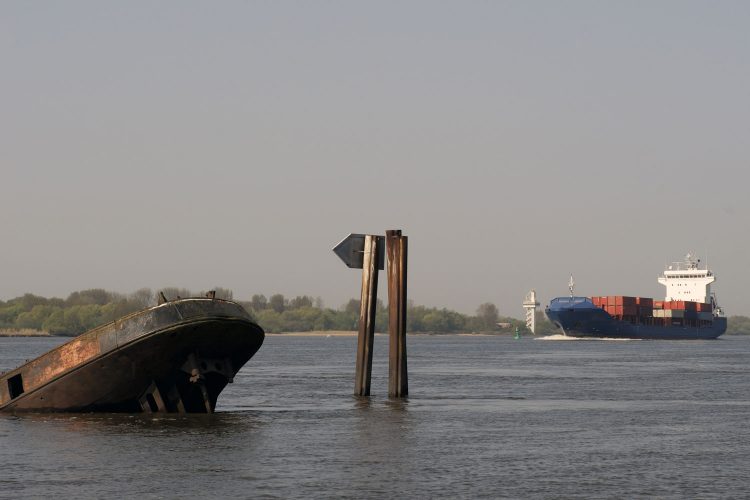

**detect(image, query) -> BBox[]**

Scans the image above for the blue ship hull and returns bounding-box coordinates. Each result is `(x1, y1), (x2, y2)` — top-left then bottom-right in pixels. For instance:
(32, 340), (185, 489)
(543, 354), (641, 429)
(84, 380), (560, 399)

(546, 297), (727, 340)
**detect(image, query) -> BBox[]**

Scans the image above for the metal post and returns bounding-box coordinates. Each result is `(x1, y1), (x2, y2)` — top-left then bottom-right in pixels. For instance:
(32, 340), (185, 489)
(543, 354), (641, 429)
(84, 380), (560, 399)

(354, 235), (379, 396)
(386, 229), (408, 398)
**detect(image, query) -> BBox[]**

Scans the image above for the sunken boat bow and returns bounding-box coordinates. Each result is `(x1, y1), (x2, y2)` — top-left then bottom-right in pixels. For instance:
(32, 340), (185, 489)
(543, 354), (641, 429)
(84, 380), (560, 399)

(0, 298), (264, 413)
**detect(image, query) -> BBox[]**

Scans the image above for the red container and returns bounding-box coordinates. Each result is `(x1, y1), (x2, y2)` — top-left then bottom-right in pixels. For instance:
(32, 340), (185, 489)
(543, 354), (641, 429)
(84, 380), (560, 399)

(671, 301), (686, 310)
(607, 296), (617, 307)
(654, 301), (664, 309)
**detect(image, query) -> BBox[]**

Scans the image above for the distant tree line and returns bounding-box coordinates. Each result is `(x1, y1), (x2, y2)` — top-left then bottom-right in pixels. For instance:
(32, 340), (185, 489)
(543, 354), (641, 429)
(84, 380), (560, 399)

(0, 288), (233, 336)
(0, 289), (154, 336)
(726, 316), (750, 336)
(0, 288), (526, 336)
(1, 288), (748, 336)
(237, 295), (527, 334)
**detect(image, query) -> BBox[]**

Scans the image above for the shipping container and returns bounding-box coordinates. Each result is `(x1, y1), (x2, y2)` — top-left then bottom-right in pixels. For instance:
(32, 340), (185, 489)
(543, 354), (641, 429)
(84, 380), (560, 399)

(654, 301), (664, 309)
(614, 296), (637, 306)
(622, 305), (637, 316)
(663, 309), (685, 319)
(636, 297), (654, 307)
(638, 307), (653, 317)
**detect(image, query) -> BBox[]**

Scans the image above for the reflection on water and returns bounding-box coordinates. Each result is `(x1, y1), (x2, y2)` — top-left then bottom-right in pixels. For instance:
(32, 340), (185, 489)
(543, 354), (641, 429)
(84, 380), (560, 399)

(2, 335), (750, 498)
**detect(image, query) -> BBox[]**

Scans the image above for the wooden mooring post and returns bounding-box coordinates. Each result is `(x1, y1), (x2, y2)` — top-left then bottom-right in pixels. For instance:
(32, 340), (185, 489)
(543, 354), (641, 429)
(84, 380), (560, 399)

(386, 229), (408, 398)
(354, 235), (380, 396)
(333, 230), (408, 398)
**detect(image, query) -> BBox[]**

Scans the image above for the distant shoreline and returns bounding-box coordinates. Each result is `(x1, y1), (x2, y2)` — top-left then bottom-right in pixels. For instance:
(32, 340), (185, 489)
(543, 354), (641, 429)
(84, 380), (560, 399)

(0, 329), (508, 338)
(269, 330), (357, 337)
(0, 329), (52, 337)
(267, 331), (499, 337)
(2, 328), (745, 338)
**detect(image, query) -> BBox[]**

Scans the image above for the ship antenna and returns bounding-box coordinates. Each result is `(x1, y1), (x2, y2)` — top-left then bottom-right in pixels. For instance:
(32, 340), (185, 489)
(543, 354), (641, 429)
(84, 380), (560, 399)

(568, 274), (575, 297)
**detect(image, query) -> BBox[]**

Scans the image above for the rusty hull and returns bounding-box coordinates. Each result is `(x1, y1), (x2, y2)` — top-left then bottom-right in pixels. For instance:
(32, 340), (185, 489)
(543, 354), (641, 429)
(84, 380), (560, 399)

(0, 298), (264, 413)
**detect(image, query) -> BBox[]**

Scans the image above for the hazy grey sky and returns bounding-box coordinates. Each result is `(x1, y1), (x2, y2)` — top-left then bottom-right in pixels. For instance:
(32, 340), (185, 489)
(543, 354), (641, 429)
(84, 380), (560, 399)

(2, 2), (749, 316)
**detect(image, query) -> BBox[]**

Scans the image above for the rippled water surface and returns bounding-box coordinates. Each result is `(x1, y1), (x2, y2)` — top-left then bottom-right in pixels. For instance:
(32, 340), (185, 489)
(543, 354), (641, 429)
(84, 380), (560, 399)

(2, 334), (750, 498)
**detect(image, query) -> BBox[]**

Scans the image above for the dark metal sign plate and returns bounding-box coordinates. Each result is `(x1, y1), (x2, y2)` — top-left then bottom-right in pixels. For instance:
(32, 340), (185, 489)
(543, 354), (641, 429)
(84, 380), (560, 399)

(333, 233), (385, 270)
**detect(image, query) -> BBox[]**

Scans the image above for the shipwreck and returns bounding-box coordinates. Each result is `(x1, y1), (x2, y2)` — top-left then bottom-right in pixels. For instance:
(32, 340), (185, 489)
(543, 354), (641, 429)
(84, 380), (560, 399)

(0, 295), (264, 413)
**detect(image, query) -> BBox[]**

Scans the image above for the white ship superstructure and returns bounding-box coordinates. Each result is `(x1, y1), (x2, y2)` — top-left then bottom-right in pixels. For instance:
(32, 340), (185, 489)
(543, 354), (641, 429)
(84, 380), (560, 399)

(657, 253), (714, 304)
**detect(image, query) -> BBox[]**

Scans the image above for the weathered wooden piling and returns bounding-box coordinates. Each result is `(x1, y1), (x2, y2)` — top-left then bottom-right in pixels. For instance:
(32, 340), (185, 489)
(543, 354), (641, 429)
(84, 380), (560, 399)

(333, 230), (408, 398)
(354, 235), (380, 396)
(386, 229), (408, 398)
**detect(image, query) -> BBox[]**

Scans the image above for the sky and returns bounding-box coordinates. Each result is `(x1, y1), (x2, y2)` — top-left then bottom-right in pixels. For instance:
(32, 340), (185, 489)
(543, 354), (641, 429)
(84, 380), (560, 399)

(1, 1), (749, 317)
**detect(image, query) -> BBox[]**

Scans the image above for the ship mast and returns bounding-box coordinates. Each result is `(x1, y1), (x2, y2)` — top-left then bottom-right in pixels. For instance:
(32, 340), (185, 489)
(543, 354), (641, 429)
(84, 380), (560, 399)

(568, 275), (575, 298)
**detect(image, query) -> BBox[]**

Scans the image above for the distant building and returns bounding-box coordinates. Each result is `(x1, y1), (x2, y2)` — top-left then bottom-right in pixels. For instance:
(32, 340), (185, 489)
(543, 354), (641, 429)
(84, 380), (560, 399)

(523, 290), (540, 334)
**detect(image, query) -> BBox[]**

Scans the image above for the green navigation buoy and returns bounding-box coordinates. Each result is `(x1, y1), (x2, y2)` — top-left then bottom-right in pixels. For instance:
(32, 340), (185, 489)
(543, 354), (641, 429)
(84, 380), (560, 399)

(514, 326), (520, 340)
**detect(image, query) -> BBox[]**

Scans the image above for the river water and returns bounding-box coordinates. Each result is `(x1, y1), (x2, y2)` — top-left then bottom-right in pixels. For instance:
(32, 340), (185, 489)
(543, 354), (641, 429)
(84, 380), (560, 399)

(1, 334), (749, 498)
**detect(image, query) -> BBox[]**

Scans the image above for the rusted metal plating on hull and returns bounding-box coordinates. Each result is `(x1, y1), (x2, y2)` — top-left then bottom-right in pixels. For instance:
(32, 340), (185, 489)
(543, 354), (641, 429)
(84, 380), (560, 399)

(0, 298), (264, 413)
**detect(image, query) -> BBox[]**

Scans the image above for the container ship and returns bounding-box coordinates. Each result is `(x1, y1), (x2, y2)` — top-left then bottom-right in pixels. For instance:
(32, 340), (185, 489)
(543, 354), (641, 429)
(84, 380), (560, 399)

(545, 254), (727, 340)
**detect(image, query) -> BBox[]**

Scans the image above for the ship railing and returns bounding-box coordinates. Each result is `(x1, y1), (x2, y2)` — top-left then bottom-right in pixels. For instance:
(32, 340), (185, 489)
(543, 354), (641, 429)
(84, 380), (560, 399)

(550, 297), (593, 307)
